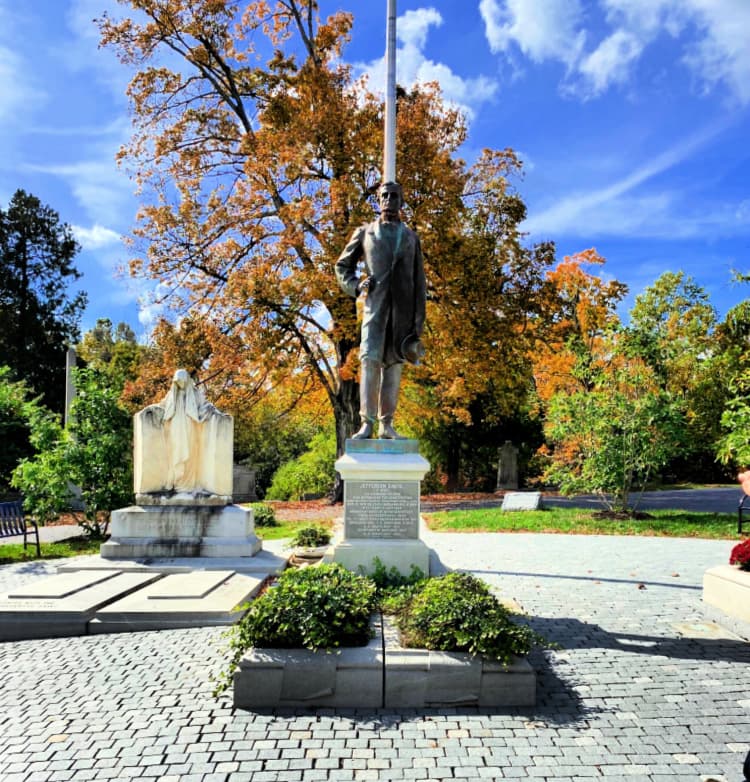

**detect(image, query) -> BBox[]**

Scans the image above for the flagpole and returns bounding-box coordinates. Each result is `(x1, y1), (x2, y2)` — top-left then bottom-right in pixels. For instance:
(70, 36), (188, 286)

(383, 0), (397, 183)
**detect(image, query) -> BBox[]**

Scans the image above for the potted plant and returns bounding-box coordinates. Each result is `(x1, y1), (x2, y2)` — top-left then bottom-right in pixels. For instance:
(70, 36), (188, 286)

(287, 525), (331, 563)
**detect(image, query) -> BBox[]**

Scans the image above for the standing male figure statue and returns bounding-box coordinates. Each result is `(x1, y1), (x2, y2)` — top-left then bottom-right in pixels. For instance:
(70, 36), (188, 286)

(336, 182), (426, 439)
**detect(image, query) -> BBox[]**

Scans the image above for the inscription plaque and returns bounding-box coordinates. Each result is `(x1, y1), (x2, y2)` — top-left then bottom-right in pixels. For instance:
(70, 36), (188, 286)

(345, 481), (419, 539)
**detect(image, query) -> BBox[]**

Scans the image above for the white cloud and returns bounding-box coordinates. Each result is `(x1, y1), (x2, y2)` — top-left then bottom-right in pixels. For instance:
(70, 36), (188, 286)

(23, 158), (135, 230)
(601, 0), (688, 37)
(524, 121), (735, 238)
(527, 189), (750, 240)
(576, 30), (643, 96)
(356, 7), (498, 120)
(0, 46), (27, 121)
(681, 0), (750, 105)
(0, 45), (46, 123)
(479, 0), (586, 66)
(26, 118), (128, 137)
(398, 7), (443, 50)
(73, 223), (122, 249)
(481, 0), (750, 105)
(65, 0), (132, 99)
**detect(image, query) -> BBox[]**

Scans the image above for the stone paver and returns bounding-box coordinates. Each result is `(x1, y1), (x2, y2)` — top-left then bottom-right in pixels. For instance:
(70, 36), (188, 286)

(1, 531), (748, 781)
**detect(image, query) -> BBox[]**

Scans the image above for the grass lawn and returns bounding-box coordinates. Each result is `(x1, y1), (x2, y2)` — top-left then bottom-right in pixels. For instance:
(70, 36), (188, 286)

(424, 507), (740, 539)
(0, 536), (103, 565)
(0, 518), (337, 562)
(255, 518), (335, 541)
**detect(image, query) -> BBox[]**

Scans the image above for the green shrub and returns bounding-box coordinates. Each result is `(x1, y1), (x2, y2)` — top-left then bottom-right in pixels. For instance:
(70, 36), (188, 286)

(216, 564), (376, 694)
(289, 526), (331, 548)
(251, 503), (277, 527)
(265, 431), (336, 501)
(367, 556), (427, 614)
(389, 571), (544, 663)
(369, 556), (425, 589)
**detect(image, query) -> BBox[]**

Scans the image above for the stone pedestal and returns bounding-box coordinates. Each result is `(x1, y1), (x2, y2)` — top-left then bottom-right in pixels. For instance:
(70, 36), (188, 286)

(703, 564), (750, 640)
(100, 503), (262, 559)
(330, 439), (431, 577)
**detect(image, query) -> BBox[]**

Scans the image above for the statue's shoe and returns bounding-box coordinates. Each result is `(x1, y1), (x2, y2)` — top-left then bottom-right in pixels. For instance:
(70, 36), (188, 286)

(379, 422), (406, 440)
(351, 420), (375, 440)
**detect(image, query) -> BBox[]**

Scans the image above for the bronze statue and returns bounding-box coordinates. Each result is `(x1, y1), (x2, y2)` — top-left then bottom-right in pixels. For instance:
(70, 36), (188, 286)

(336, 182), (426, 439)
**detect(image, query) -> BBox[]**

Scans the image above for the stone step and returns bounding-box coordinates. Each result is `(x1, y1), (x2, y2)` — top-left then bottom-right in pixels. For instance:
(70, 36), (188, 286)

(0, 549), (288, 641)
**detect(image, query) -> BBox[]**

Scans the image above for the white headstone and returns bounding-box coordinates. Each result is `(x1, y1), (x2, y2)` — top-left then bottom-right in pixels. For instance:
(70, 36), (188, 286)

(501, 492), (542, 512)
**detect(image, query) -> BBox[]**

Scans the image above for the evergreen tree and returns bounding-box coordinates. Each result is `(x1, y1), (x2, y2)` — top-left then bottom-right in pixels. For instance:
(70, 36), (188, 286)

(0, 189), (87, 412)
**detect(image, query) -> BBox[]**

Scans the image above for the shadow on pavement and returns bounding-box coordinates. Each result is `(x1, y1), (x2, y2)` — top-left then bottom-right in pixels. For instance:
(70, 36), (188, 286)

(471, 567), (702, 591)
(524, 615), (750, 665)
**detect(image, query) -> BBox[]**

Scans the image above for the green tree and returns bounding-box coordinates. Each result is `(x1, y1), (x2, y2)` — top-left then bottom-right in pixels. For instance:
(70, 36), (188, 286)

(622, 271), (724, 479)
(9, 403), (71, 525)
(0, 367), (48, 497)
(266, 430), (337, 501)
(77, 318), (141, 391)
(717, 370), (750, 470)
(626, 271), (716, 387)
(542, 355), (684, 513)
(13, 367), (133, 537)
(715, 300), (750, 471)
(0, 189), (87, 412)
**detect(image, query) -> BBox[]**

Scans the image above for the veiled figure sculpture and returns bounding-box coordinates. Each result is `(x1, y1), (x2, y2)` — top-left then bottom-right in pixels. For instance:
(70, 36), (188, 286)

(133, 369), (233, 501)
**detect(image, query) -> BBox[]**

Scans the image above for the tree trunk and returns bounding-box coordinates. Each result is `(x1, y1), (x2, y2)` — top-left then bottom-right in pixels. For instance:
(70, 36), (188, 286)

(445, 438), (460, 492)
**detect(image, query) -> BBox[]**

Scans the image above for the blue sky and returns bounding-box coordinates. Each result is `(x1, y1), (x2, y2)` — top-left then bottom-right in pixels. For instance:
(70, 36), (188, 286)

(2, 0), (749, 338)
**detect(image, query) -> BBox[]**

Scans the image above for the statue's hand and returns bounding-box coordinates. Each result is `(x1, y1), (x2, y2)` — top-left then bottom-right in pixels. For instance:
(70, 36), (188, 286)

(357, 276), (376, 296)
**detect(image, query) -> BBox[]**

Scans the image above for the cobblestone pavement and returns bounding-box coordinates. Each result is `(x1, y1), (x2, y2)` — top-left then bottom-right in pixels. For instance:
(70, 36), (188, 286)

(1, 532), (749, 782)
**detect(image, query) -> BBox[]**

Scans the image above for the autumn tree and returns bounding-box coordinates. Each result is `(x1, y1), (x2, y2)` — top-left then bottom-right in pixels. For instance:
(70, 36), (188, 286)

(532, 249), (627, 404)
(98, 0), (557, 483)
(0, 190), (87, 412)
(401, 150), (554, 488)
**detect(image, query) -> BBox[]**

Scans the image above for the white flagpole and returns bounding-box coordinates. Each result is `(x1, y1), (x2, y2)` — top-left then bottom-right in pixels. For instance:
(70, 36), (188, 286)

(383, 0), (397, 182)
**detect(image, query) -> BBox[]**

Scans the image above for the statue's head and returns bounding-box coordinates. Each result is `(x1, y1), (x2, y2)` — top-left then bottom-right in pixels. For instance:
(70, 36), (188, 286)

(378, 181), (404, 217)
(173, 369), (191, 390)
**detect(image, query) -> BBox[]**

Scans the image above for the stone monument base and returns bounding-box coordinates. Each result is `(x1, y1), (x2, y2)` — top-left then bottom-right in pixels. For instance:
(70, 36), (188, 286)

(100, 504), (262, 559)
(330, 439), (432, 577)
(328, 538), (431, 578)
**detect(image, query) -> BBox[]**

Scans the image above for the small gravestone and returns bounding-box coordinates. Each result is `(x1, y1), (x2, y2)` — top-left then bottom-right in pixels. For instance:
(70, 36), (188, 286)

(232, 464), (257, 503)
(501, 491), (542, 511)
(496, 440), (519, 491)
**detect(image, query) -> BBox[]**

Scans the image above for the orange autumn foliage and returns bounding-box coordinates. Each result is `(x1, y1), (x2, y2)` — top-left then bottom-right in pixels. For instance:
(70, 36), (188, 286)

(533, 248), (627, 402)
(99, 0), (561, 456)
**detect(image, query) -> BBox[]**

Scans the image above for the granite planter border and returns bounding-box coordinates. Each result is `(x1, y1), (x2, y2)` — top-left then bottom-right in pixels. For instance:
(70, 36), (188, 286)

(382, 616), (535, 708)
(233, 614), (536, 709)
(234, 616), (384, 709)
(703, 564), (750, 641)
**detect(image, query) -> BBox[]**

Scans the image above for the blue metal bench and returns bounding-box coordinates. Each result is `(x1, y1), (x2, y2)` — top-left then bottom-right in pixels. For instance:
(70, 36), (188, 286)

(0, 500), (41, 557)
